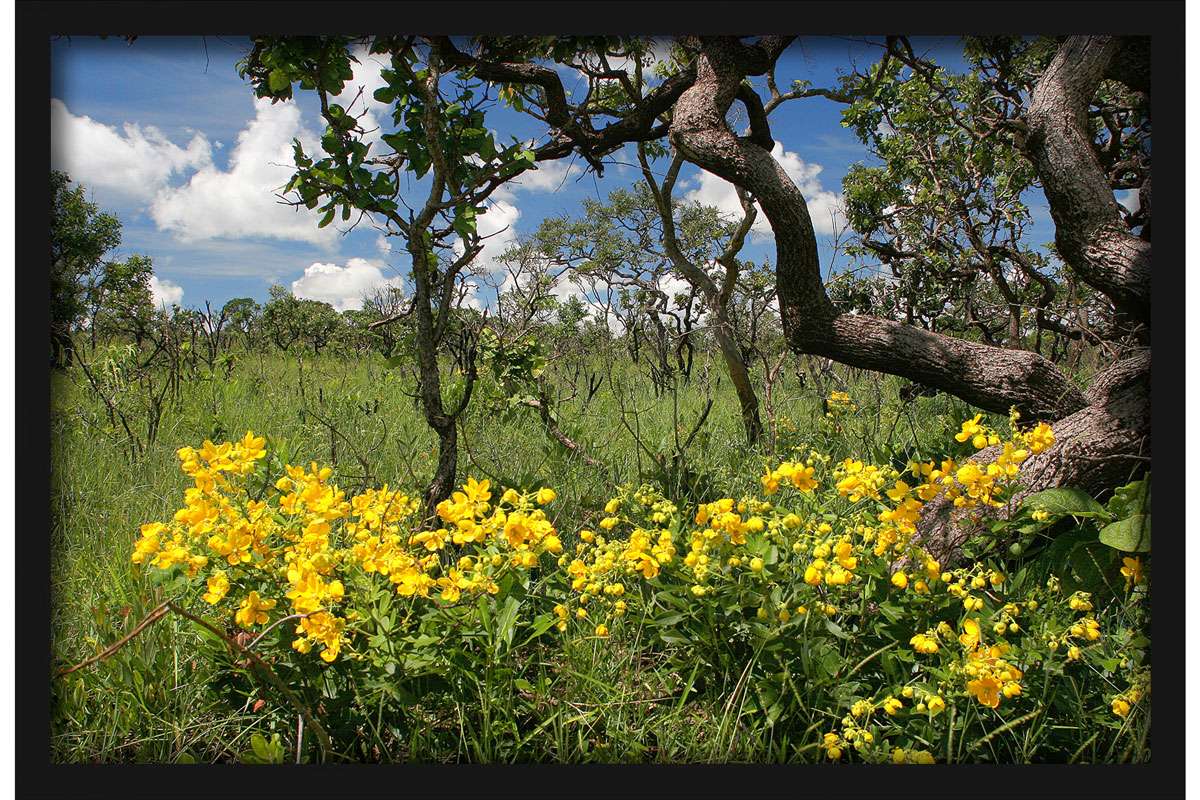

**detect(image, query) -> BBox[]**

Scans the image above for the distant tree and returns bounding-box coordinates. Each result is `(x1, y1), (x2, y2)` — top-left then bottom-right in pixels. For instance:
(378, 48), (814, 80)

(50, 170), (121, 366)
(359, 284), (410, 357)
(221, 297), (263, 350)
(533, 178), (764, 443)
(260, 285), (306, 352)
(86, 253), (156, 349)
(298, 299), (345, 355)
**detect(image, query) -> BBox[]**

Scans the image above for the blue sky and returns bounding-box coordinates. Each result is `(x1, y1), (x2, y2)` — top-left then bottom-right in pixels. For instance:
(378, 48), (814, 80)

(49, 36), (1059, 316)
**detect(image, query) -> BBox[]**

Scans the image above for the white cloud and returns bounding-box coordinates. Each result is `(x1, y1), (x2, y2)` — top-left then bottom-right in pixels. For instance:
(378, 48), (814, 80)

(682, 141), (845, 236)
(50, 99), (212, 204)
(507, 159), (583, 192)
(453, 162), (577, 274)
(148, 275), (184, 309)
(461, 280), (489, 311)
(149, 98), (336, 246)
(335, 45), (392, 146)
(657, 272), (694, 313)
(291, 258), (403, 311)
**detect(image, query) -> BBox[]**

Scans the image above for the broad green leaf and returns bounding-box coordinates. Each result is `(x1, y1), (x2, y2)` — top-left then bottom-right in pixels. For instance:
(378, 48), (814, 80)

(267, 69), (291, 93)
(1099, 514), (1151, 552)
(1022, 487), (1105, 517)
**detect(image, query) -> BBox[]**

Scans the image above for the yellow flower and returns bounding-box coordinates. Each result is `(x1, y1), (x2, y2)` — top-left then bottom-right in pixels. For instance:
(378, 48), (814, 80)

(1025, 422), (1055, 454)
(882, 696), (903, 716)
(1120, 557), (1144, 589)
(954, 414), (984, 443)
(927, 696), (946, 715)
(535, 487), (557, 505)
(202, 571), (230, 605)
(910, 633), (939, 654)
(594, 624), (609, 637)
(959, 618), (981, 649)
(749, 557), (764, 573)
(235, 591), (276, 628)
(967, 676), (1001, 708)
(1031, 509), (1049, 522)
(891, 571), (909, 590)
(1112, 697), (1132, 718)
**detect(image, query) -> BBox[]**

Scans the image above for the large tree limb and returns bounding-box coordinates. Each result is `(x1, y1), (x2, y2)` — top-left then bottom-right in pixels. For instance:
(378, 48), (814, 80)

(1025, 36), (1151, 328)
(668, 36), (1087, 421)
(917, 349), (1150, 564)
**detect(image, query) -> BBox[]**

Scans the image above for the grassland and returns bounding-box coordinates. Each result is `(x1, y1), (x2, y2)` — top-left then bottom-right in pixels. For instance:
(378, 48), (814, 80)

(49, 344), (1146, 764)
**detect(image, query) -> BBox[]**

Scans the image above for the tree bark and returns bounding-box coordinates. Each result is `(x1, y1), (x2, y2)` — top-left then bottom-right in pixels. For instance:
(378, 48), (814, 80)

(917, 348), (1150, 565)
(1024, 36), (1151, 332)
(410, 239), (459, 522)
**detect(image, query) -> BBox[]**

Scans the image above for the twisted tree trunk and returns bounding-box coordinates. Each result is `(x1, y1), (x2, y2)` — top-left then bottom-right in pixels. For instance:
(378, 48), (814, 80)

(668, 35), (1150, 558)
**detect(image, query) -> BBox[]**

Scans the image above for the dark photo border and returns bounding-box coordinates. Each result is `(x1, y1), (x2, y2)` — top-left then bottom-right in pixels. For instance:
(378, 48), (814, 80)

(18, 2), (1183, 797)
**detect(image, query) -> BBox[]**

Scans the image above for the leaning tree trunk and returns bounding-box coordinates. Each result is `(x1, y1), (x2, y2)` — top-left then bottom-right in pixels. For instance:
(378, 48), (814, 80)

(668, 35), (1150, 558)
(713, 317), (764, 446)
(410, 240), (460, 522)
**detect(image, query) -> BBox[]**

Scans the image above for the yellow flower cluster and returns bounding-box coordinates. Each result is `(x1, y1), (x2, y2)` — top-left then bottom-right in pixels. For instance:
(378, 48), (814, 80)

(760, 459), (818, 495)
(1111, 684), (1146, 718)
(127, 410), (1147, 765)
(891, 748), (936, 764)
(556, 487), (678, 633)
(959, 619), (1024, 709)
(133, 432), (564, 663)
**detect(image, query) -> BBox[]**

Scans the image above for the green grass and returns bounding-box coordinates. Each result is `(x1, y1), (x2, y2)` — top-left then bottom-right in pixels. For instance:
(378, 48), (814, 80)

(49, 344), (1148, 764)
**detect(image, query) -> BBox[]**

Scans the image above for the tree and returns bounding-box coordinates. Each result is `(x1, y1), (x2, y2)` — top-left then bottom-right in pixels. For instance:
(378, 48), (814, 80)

(50, 171), (121, 366)
(221, 297), (263, 350)
(239, 35), (1150, 548)
(532, 176), (765, 443)
(85, 253), (156, 350)
(298, 300), (345, 355)
(659, 35), (1149, 554)
(260, 285), (306, 352)
(260, 285), (344, 356)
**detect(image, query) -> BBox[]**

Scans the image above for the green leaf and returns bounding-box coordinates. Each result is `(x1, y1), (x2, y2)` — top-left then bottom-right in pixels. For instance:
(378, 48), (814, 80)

(1107, 473), (1150, 518)
(250, 732), (271, 761)
(1099, 514), (1151, 553)
(267, 69), (291, 93)
(1022, 487), (1105, 517)
(518, 613), (557, 647)
(824, 618), (850, 640)
(494, 596), (522, 654)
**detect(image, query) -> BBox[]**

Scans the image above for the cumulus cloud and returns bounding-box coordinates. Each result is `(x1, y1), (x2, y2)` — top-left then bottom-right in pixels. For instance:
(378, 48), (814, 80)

(149, 98), (336, 246)
(148, 275), (184, 309)
(507, 159), (584, 193)
(334, 45), (392, 146)
(291, 258), (403, 311)
(682, 141), (845, 236)
(453, 163), (574, 275)
(50, 99), (212, 204)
